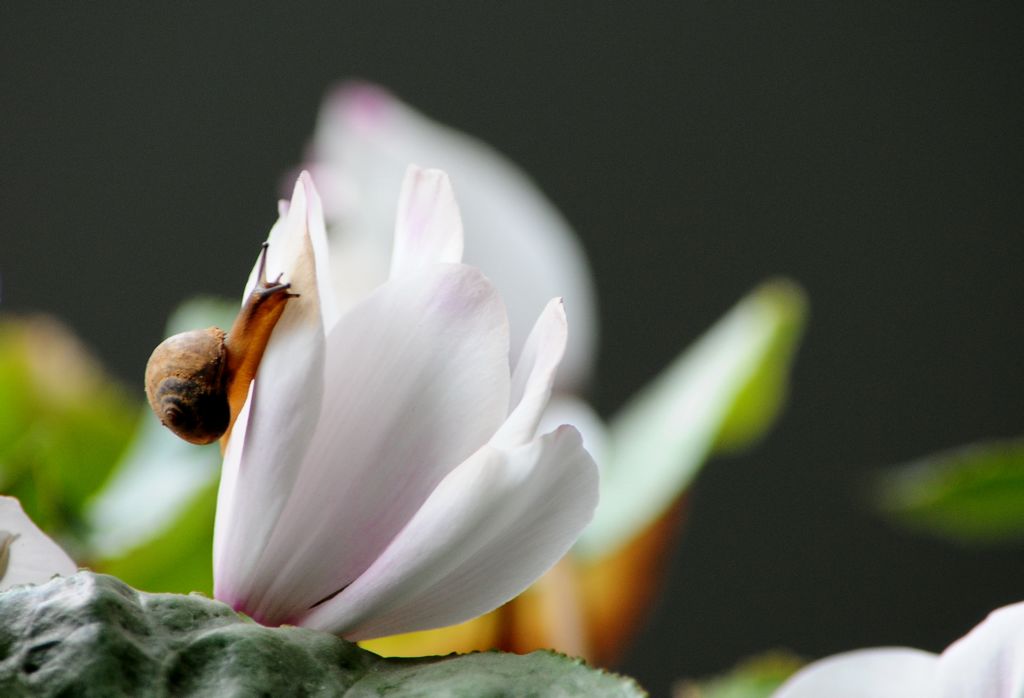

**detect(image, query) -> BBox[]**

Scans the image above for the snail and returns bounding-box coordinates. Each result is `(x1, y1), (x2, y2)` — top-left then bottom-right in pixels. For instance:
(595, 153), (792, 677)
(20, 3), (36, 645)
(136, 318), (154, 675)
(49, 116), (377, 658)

(145, 242), (298, 447)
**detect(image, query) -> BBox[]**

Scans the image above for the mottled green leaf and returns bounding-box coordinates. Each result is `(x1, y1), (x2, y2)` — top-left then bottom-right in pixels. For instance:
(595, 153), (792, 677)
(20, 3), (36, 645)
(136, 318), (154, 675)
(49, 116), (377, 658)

(876, 437), (1024, 544)
(577, 280), (806, 558)
(0, 572), (646, 696)
(674, 652), (802, 698)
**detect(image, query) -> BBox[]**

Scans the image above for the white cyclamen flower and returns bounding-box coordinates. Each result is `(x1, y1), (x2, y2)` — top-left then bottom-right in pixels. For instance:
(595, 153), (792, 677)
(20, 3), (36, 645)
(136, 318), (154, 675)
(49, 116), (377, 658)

(213, 169), (599, 640)
(301, 81), (803, 573)
(0, 497), (75, 592)
(303, 81), (597, 392)
(775, 601), (1024, 698)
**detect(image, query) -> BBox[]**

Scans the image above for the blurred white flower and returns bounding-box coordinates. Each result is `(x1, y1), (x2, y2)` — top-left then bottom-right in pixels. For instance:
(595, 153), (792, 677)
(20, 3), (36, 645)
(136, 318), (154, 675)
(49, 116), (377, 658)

(213, 169), (599, 640)
(302, 81), (597, 391)
(774, 601), (1024, 698)
(0, 497), (75, 592)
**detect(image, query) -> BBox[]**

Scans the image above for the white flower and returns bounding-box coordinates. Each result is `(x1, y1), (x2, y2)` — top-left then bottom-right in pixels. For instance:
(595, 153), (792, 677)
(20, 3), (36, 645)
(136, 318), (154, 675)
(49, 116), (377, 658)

(774, 601), (1024, 698)
(301, 79), (804, 575)
(303, 81), (598, 391)
(0, 496), (75, 592)
(213, 169), (599, 641)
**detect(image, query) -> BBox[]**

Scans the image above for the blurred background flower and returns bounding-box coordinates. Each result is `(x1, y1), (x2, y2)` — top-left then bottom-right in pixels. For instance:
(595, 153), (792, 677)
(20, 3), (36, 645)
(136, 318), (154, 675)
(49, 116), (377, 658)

(774, 601), (1024, 698)
(2, 5), (1022, 695)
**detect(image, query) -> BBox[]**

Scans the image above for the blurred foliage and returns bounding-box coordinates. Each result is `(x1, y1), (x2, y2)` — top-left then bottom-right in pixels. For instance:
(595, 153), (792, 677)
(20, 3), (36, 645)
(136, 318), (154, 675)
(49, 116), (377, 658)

(86, 296), (237, 594)
(711, 282), (806, 454)
(674, 652), (802, 698)
(96, 478), (217, 594)
(876, 437), (1024, 545)
(0, 315), (137, 557)
(578, 279), (807, 558)
(0, 301), (233, 595)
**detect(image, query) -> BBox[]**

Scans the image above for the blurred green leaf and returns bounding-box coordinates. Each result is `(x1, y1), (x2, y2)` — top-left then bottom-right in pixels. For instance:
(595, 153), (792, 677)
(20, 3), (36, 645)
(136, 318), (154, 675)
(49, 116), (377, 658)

(876, 437), (1024, 544)
(97, 478), (217, 594)
(712, 283), (806, 454)
(155, 295), (239, 338)
(577, 279), (807, 558)
(0, 315), (138, 553)
(675, 652), (802, 698)
(85, 296), (236, 592)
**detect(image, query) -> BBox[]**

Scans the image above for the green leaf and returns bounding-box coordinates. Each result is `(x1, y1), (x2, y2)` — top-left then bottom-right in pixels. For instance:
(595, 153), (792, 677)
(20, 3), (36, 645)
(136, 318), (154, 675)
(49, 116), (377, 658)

(0, 315), (138, 553)
(0, 572), (646, 696)
(576, 279), (807, 558)
(94, 479), (217, 595)
(156, 295), (240, 338)
(84, 412), (221, 588)
(674, 653), (802, 698)
(710, 283), (806, 454)
(359, 652), (645, 697)
(84, 296), (237, 591)
(876, 437), (1024, 544)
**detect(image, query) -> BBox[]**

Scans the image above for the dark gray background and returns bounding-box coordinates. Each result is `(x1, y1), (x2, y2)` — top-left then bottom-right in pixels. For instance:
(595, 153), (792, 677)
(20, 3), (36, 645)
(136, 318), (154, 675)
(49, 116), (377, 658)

(2, 3), (1022, 694)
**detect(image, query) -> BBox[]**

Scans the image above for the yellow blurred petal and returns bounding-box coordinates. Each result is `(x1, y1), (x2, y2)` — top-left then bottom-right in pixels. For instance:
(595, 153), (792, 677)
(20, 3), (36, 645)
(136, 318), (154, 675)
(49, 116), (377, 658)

(360, 610), (501, 657)
(501, 557), (589, 659)
(581, 498), (688, 666)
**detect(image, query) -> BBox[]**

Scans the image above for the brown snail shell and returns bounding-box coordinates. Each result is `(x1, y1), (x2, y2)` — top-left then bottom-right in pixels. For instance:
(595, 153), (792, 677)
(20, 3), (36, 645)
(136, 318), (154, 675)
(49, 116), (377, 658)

(144, 327), (230, 445)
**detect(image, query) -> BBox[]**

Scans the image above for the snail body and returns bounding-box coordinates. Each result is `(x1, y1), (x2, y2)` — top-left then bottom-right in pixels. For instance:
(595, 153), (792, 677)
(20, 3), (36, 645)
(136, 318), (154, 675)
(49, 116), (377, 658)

(144, 243), (297, 447)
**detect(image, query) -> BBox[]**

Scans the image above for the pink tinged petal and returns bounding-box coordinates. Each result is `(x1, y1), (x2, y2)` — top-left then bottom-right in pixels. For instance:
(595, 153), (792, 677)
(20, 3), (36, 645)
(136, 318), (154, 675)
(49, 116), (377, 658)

(213, 177), (328, 609)
(329, 227), (392, 314)
(299, 426), (599, 640)
(296, 173), (340, 331)
(237, 264), (511, 625)
(0, 497), (76, 591)
(245, 174), (339, 331)
(311, 82), (598, 390)
(937, 602), (1024, 698)
(774, 648), (939, 698)
(389, 165), (464, 278)
(491, 298), (568, 449)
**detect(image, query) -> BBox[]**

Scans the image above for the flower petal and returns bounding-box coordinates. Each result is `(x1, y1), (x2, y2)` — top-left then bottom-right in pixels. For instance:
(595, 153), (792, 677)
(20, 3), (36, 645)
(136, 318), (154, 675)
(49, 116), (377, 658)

(214, 175), (328, 608)
(246, 173), (339, 331)
(774, 648), (939, 698)
(389, 166), (464, 278)
(538, 395), (609, 468)
(0, 497), (76, 591)
(235, 264), (511, 625)
(937, 602), (1024, 698)
(310, 82), (597, 389)
(299, 426), (599, 640)
(490, 297), (567, 449)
